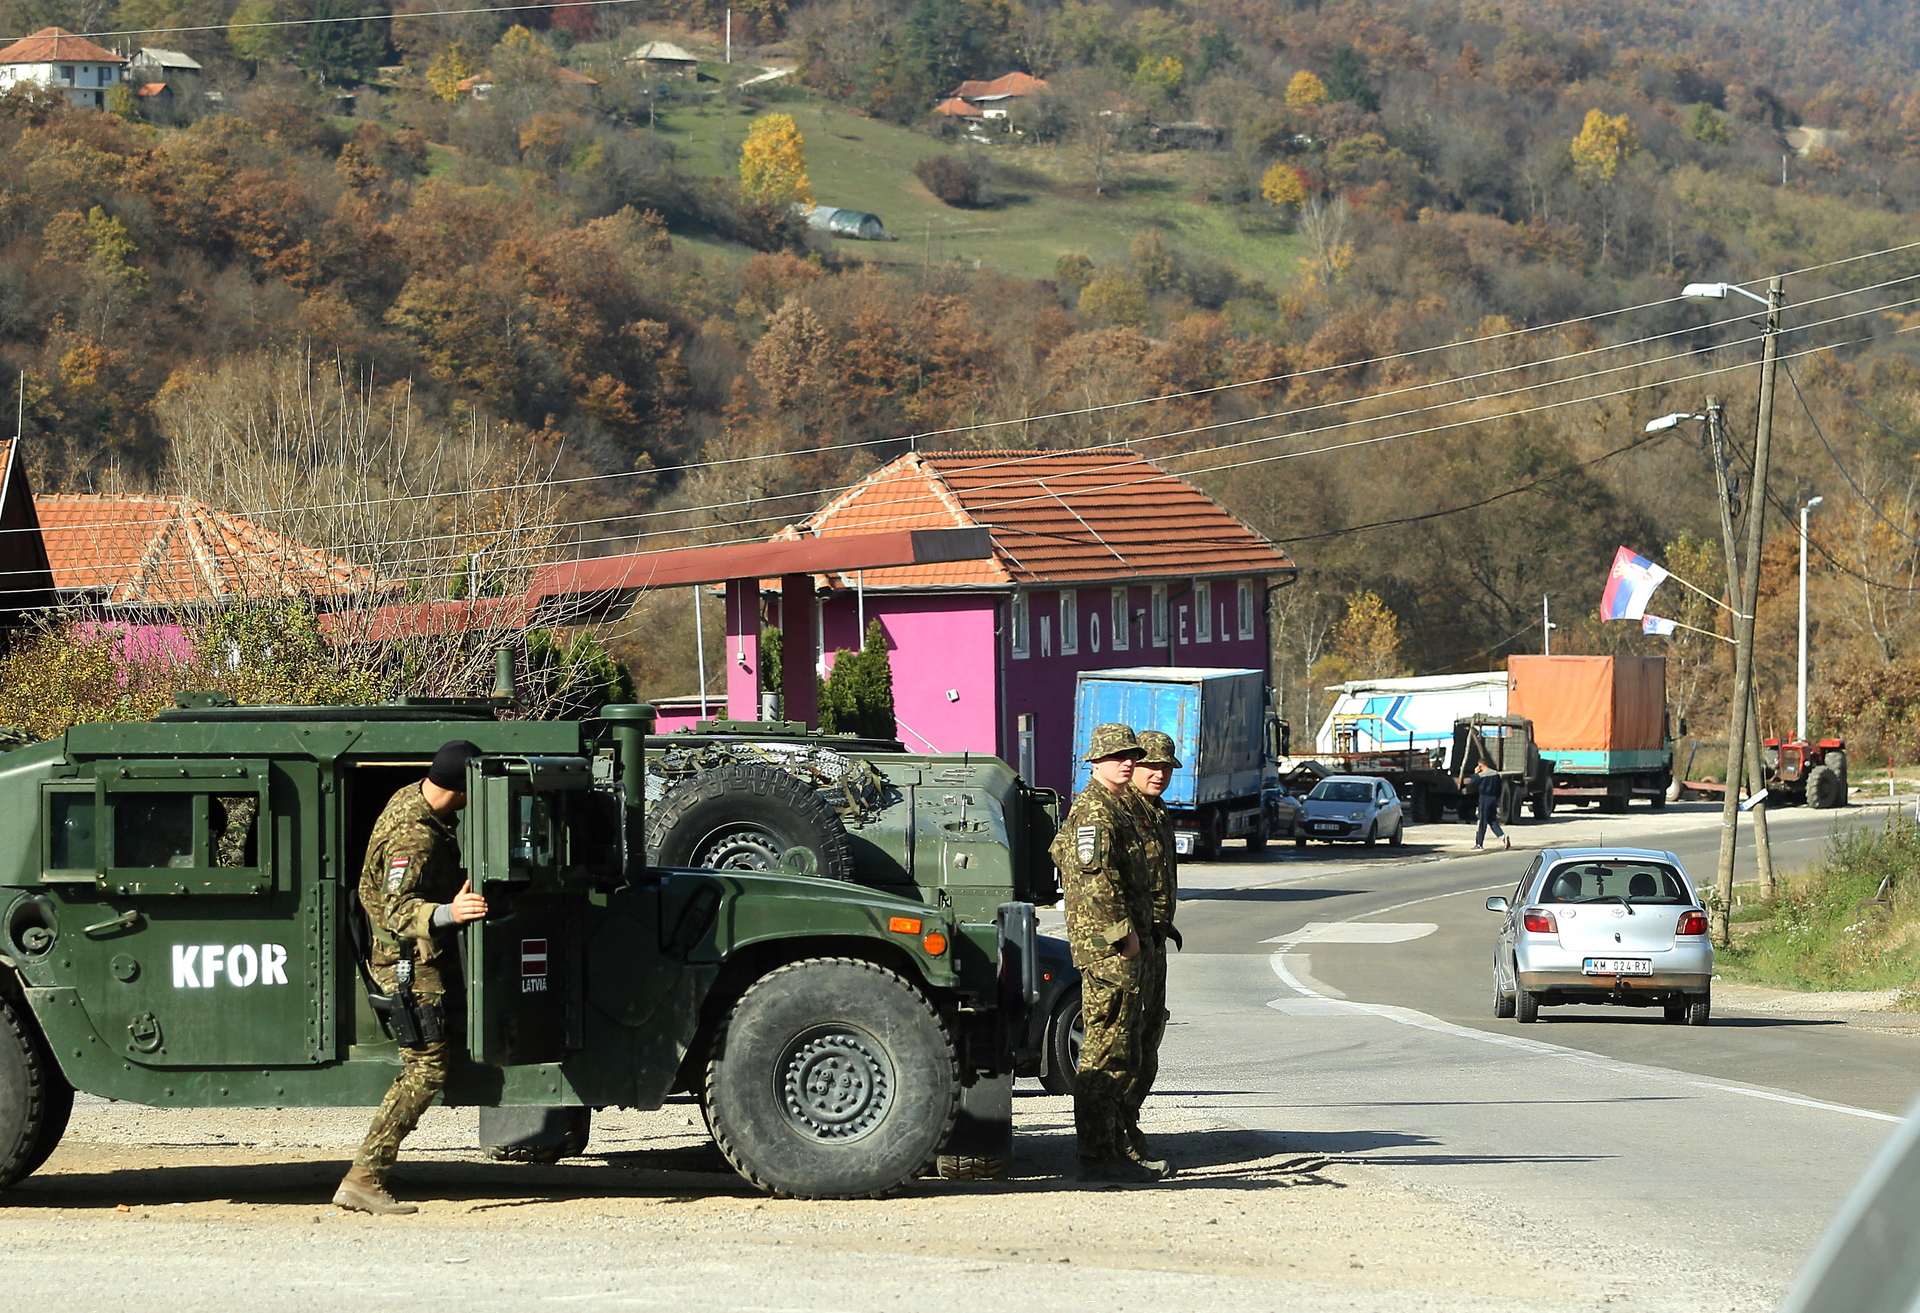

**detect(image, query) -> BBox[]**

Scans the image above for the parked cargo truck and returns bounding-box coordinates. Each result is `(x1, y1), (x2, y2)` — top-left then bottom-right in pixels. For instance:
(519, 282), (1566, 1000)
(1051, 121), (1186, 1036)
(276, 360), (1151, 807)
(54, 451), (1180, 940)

(1073, 667), (1283, 860)
(1507, 655), (1672, 811)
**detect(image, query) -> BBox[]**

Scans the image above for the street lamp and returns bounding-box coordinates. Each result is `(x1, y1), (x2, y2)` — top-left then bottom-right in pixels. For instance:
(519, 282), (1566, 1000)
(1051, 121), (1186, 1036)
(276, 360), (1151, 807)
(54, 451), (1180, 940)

(1689, 275), (1786, 938)
(1683, 282), (1775, 308)
(1644, 412), (1704, 434)
(1798, 496), (1824, 740)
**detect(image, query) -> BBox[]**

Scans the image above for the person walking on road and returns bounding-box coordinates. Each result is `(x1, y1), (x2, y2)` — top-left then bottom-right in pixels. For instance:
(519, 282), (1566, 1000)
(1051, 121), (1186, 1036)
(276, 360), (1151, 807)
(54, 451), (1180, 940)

(1125, 730), (1183, 1176)
(1469, 760), (1511, 851)
(334, 740), (490, 1215)
(1050, 723), (1168, 1185)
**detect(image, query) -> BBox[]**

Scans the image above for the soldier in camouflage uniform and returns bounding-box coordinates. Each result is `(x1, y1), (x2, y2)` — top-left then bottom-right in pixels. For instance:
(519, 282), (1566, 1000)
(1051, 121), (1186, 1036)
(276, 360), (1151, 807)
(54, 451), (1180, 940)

(1124, 729), (1183, 1172)
(333, 740), (490, 1216)
(1049, 723), (1167, 1184)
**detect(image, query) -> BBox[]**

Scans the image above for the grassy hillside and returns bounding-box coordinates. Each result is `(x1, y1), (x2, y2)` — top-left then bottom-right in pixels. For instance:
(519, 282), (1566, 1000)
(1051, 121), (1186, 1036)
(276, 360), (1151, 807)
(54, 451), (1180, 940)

(657, 98), (1304, 283)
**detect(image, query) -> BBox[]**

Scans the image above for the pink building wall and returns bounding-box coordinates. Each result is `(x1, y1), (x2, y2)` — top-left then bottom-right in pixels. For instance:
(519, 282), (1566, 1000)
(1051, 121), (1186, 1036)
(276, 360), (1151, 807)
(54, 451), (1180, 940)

(813, 577), (1271, 796)
(819, 594), (998, 755)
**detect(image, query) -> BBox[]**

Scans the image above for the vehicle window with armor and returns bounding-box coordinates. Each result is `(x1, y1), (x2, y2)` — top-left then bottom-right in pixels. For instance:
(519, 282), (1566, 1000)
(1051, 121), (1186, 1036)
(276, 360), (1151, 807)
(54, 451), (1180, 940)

(49, 793), (97, 869)
(1307, 781), (1373, 803)
(212, 796), (259, 867)
(1537, 862), (1689, 904)
(114, 794), (195, 867)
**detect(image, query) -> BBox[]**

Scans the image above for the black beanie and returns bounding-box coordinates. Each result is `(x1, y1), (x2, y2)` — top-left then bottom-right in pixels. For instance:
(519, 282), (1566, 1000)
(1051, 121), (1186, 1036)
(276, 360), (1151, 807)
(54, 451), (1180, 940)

(428, 740), (480, 791)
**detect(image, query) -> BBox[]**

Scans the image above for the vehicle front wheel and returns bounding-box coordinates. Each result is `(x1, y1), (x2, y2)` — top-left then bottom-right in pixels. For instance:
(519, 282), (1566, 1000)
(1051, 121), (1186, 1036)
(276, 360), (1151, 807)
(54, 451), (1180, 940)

(1040, 985), (1083, 1097)
(706, 958), (958, 1199)
(1245, 819), (1267, 853)
(1294, 834), (1308, 849)
(1364, 824), (1378, 847)
(0, 997), (71, 1192)
(1686, 992), (1711, 1026)
(1389, 821), (1404, 847)
(1515, 989), (1540, 1024)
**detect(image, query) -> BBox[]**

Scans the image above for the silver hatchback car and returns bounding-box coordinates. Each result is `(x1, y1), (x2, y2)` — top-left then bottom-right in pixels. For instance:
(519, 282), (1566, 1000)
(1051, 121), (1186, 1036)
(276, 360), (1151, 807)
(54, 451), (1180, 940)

(1486, 847), (1713, 1025)
(1295, 775), (1405, 847)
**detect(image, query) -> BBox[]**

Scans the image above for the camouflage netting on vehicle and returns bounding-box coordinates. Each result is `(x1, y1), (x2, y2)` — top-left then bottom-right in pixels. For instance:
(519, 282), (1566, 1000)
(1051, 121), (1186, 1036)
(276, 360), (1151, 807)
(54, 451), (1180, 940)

(645, 741), (892, 826)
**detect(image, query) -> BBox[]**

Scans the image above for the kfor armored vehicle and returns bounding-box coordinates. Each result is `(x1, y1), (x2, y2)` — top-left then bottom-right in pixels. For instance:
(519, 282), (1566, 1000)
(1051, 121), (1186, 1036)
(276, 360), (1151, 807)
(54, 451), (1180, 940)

(0, 695), (1064, 1199)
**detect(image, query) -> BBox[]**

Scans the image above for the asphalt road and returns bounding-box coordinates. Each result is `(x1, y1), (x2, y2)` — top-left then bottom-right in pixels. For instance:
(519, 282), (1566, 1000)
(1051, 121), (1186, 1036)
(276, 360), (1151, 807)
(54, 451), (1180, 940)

(1155, 799), (1920, 1302)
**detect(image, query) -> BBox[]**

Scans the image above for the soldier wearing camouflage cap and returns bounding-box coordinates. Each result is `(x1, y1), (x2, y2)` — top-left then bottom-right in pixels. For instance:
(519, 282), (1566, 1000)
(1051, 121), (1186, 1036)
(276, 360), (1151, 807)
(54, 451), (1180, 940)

(1123, 729), (1183, 1174)
(1049, 723), (1166, 1184)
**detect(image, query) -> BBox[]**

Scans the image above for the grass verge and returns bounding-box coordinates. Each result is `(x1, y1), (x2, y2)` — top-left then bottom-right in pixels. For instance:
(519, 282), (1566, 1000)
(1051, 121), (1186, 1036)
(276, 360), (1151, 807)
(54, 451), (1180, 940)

(1718, 811), (1920, 992)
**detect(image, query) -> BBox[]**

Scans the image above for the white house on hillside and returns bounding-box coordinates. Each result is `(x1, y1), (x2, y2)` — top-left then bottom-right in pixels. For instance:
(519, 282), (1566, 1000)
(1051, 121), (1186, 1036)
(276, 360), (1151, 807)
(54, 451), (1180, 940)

(0, 28), (126, 110)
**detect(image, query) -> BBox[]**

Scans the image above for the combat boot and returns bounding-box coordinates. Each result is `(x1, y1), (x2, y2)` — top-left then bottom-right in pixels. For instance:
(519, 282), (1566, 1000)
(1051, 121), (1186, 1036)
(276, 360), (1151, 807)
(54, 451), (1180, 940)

(1078, 1156), (1171, 1185)
(1124, 1125), (1174, 1178)
(332, 1166), (419, 1215)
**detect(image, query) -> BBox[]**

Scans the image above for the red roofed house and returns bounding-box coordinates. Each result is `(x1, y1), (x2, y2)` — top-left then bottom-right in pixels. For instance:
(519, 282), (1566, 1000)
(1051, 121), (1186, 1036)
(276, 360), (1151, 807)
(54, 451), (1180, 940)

(0, 27), (127, 110)
(35, 495), (375, 610)
(739, 448), (1295, 794)
(947, 71), (1047, 121)
(933, 96), (983, 122)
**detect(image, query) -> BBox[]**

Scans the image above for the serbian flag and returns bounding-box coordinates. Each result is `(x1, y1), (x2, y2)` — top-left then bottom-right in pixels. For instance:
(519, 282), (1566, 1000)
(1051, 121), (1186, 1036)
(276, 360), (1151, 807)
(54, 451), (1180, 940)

(1601, 547), (1669, 620)
(1642, 614), (1678, 636)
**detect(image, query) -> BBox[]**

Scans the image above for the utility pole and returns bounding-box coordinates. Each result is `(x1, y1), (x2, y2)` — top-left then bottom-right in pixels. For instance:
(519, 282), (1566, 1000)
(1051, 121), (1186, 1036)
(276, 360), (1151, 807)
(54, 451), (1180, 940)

(1542, 594), (1553, 655)
(1711, 276), (1786, 941)
(1797, 496), (1824, 740)
(725, 7), (732, 64)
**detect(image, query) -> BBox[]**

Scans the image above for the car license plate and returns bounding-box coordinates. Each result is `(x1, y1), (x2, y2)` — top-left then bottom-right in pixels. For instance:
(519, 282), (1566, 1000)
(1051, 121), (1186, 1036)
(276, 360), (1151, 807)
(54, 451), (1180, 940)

(1583, 958), (1653, 976)
(1173, 832), (1196, 855)
(1312, 822), (1340, 833)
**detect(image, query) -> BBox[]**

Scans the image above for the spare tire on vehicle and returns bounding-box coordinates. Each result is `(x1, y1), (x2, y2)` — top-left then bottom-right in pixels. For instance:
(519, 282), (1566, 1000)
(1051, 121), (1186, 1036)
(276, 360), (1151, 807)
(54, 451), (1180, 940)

(646, 762), (856, 881)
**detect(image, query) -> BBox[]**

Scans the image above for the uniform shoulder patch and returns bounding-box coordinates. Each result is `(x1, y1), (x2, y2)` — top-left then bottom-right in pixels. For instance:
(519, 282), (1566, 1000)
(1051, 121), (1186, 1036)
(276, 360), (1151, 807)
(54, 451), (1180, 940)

(386, 855), (410, 892)
(1075, 824), (1102, 865)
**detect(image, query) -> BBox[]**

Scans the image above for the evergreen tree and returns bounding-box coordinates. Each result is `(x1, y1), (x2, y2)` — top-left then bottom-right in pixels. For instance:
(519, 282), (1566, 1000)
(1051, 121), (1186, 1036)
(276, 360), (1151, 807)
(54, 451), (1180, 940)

(818, 619), (896, 739)
(1324, 45), (1379, 113)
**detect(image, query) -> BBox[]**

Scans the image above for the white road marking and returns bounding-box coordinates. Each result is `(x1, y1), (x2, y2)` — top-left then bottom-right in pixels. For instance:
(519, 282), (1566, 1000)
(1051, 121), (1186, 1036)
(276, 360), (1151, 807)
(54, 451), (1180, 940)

(1261, 922), (1439, 945)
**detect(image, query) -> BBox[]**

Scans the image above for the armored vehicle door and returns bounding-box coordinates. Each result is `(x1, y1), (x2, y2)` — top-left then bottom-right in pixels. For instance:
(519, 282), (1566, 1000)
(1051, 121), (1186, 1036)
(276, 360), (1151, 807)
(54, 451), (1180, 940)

(461, 754), (606, 1066)
(40, 757), (328, 1067)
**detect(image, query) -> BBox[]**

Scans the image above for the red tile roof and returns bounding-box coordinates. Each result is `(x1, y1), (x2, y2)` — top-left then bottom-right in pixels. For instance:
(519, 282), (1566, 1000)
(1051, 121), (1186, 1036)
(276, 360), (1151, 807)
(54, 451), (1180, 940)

(0, 27), (126, 65)
(950, 71), (1047, 100)
(789, 449), (1292, 589)
(34, 494), (377, 606)
(933, 96), (983, 118)
(321, 596), (534, 643)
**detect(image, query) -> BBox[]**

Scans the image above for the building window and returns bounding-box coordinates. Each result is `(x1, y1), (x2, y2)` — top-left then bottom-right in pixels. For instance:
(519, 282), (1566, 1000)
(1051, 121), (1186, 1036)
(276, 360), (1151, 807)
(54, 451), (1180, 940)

(1238, 578), (1257, 639)
(1040, 615), (1053, 659)
(61, 66), (74, 83)
(1195, 580), (1213, 642)
(1059, 590), (1079, 655)
(1010, 592), (1029, 659)
(1111, 587), (1130, 651)
(1089, 612), (1102, 652)
(1151, 585), (1168, 647)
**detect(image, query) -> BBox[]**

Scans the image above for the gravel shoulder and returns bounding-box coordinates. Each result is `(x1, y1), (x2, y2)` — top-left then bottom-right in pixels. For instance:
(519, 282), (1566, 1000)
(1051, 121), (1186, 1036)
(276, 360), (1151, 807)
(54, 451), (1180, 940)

(0, 1092), (1722, 1312)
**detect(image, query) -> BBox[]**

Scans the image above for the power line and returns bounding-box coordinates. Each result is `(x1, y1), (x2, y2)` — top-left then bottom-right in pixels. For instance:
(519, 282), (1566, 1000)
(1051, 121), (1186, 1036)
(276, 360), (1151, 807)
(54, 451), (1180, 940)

(6, 0), (649, 41)
(1784, 360), (1920, 548)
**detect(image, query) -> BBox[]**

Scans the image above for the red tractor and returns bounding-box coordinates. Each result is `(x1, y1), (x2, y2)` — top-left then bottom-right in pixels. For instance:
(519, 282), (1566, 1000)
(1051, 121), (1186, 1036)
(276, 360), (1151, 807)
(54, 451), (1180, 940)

(1763, 736), (1849, 808)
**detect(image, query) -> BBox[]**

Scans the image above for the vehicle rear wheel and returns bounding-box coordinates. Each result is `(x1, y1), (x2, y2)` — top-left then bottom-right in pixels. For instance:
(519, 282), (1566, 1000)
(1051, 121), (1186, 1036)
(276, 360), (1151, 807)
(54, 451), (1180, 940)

(1828, 751), (1849, 803)
(1601, 795), (1629, 814)
(1648, 777), (1668, 810)
(1455, 800), (1475, 824)
(1040, 985), (1082, 1097)
(1515, 989), (1540, 1024)
(646, 763), (855, 881)
(1809, 763), (1844, 810)
(1245, 818), (1267, 853)
(1493, 961), (1516, 1019)
(1529, 786), (1552, 821)
(0, 996), (69, 1191)
(706, 958), (958, 1199)
(1685, 992), (1711, 1026)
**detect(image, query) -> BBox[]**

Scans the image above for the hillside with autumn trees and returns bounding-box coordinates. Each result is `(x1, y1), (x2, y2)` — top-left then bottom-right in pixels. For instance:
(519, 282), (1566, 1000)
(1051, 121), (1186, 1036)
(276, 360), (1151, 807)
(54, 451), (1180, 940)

(4, 0), (1920, 754)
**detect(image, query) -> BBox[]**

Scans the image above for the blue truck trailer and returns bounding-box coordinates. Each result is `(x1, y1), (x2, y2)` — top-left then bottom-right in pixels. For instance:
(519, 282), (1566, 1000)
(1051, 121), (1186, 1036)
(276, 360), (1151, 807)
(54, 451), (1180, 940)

(1072, 667), (1284, 860)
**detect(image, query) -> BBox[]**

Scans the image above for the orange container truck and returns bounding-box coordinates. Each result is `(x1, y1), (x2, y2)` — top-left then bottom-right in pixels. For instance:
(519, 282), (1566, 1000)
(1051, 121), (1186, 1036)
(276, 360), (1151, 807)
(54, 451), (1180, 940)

(1506, 655), (1673, 811)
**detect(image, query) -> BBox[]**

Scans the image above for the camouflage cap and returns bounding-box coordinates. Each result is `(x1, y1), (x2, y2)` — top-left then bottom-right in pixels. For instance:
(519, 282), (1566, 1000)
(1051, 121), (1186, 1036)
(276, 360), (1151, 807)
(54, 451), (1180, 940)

(1082, 723), (1145, 762)
(1136, 730), (1181, 767)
